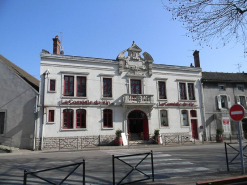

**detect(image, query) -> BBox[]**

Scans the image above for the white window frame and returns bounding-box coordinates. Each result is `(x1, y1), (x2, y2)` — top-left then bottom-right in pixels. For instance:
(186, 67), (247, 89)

(61, 71), (89, 99)
(159, 109), (169, 128)
(101, 108), (114, 130)
(155, 78), (168, 101)
(127, 77), (145, 95)
(180, 110), (190, 127)
(177, 80), (196, 101)
(48, 78), (57, 93)
(217, 94), (231, 110)
(100, 74), (114, 100)
(60, 108), (87, 131)
(236, 95), (247, 108)
(47, 108), (56, 124)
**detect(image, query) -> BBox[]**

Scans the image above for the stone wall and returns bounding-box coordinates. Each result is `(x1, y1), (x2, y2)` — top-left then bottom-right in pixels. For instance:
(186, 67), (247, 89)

(35, 135), (116, 150)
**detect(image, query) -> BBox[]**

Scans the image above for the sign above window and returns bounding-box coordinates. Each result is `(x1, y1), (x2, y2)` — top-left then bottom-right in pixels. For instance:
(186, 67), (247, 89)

(159, 102), (196, 107)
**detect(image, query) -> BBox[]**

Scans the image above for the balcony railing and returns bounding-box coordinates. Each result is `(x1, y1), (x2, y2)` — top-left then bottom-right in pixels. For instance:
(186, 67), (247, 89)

(122, 94), (154, 105)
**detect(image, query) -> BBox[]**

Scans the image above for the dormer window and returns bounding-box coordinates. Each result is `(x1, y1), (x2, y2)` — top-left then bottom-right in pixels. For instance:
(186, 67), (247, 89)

(218, 84), (225, 91)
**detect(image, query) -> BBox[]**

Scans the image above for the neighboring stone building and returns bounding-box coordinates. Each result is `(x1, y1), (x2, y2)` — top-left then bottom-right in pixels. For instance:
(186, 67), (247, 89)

(202, 72), (247, 139)
(37, 36), (204, 150)
(0, 55), (39, 150)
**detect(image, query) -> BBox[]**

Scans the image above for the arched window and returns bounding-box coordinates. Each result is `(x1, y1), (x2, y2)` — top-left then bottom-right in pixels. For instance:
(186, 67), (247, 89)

(190, 110), (197, 118)
(76, 109), (86, 128)
(63, 109), (73, 129)
(103, 109), (113, 128)
(160, 110), (168, 127)
(181, 110), (189, 126)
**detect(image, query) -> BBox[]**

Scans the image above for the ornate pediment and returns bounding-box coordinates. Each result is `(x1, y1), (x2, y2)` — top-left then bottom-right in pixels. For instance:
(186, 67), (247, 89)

(117, 41), (154, 77)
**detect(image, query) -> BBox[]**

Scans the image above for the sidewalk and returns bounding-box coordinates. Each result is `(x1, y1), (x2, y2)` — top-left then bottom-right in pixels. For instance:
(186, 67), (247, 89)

(0, 140), (226, 156)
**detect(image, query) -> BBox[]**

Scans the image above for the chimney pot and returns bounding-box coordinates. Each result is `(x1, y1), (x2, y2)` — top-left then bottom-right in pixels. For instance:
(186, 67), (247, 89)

(193, 50), (200, 68)
(53, 35), (61, 55)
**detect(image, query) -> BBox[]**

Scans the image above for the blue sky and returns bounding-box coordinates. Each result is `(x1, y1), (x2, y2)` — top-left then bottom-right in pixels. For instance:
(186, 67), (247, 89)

(0, 0), (246, 80)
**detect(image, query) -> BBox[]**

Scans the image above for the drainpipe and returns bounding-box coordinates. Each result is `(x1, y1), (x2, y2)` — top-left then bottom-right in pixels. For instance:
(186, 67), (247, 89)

(41, 69), (49, 150)
(200, 80), (207, 141)
(32, 94), (39, 150)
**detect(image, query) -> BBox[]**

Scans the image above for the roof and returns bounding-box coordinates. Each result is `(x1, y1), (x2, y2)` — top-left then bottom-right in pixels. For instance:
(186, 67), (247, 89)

(0, 55), (39, 92)
(202, 72), (247, 83)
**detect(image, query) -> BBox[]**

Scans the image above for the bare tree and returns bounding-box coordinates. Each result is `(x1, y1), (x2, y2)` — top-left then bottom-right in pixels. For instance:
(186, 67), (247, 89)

(163, 0), (247, 51)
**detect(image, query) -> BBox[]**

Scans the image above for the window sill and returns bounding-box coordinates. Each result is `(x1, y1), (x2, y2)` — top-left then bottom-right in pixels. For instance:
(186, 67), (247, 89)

(160, 126), (169, 128)
(46, 122), (55, 124)
(102, 127), (114, 130)
(47, 91), (57, 93)
(179, 100), (196, 102)
(61, 96), (88, 99)
(101, 97), (114, 100)
(60, 128), (88, 131)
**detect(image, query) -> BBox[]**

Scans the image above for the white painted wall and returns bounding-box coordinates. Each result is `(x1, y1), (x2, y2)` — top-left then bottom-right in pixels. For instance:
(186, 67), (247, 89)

(39, 53), (203, 140)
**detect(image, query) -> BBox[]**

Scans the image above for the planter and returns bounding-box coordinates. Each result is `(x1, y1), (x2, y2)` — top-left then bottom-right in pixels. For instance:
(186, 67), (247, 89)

(216, 134), (223, 143)
(115, 137), (123, 146)
(154, 135), (160, 144)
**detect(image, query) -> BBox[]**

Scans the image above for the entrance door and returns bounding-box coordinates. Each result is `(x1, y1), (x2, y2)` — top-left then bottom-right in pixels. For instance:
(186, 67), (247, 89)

(191, 119), (198, 139)
(128, 110), (149, 141)
(143, 119), (149, 140)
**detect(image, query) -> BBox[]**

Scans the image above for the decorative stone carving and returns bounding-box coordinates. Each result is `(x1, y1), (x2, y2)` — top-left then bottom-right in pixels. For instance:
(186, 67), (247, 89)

(117, 41), (154, 76)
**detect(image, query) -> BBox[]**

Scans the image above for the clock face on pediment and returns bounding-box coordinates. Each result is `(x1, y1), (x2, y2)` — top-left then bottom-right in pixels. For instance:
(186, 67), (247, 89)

(117, 41), (153, 77)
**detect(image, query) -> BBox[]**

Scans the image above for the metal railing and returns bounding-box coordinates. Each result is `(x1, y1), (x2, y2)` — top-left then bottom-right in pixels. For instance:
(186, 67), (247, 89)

(23, 160), (85, 185)
(112, 151), (154, 185)
(224, 142), (247, 172)
(209, 134), (241, 142)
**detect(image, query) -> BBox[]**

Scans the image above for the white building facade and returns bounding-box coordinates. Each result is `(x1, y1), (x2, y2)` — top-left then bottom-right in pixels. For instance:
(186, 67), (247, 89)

(37, 37), (203, 150)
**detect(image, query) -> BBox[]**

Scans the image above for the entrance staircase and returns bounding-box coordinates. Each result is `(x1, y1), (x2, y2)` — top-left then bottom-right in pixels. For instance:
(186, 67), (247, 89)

(129, 133), (145, 145)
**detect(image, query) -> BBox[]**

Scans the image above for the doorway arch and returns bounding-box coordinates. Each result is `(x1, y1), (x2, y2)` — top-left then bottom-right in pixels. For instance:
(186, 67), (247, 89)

(128, 110), (149, 141)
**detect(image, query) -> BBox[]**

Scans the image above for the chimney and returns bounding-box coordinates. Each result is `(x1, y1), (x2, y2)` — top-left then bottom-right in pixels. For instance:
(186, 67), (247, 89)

(193, 50), (200, 68)
(53, 35), (61, 54)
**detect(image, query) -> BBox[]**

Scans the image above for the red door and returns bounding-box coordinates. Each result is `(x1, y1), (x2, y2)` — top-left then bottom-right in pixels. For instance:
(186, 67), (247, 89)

(191, 119), (198, 139)
(143, 119), (149, 141)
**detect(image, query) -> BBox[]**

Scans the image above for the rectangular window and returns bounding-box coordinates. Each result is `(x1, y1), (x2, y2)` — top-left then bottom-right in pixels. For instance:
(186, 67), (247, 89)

(188, 83), (195, 100)
(181, 110), (189, 126)
(77, 76), (86, 97)
(63, 109), (73, 129)
(76, 109), (86, 128)
(237, 85), (244, 92)
(50, 79), (56, 91)
(239, 96), (246, 107)
(217, 95), (231, 109)
(218, 84), (225, 91)
(64, 76), (74, 96)
(158, 82), (166, 99)
(131, 80), (141, 94)
(160, 110), (168, 127)
(221, 95), (227, 108)
(103, 109), (113, 128)
(103, 78), (112, 97)
(179, 83), (187, 100)
(0, 112), (5, 134)
(48, 110), (54, 122)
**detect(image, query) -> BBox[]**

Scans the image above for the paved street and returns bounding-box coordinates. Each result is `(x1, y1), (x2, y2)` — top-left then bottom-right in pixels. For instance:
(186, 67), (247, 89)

(0, 143), (245, 184)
